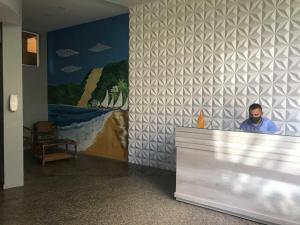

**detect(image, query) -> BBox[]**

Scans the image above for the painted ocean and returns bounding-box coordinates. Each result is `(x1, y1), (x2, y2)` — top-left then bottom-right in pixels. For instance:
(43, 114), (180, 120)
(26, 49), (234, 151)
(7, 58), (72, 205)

(48, 104), (112, 126)
(48, 104), (113, 151)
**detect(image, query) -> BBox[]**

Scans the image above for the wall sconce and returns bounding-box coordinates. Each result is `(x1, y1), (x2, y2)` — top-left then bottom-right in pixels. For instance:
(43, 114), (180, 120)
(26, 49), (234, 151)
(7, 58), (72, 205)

(27, 37), (37, 53)
(22, 31), (39, 67)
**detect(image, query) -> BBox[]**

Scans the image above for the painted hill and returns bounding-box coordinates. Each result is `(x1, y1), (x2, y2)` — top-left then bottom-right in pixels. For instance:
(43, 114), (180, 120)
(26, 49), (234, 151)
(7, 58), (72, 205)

(48, 70), (90, 105)
(90, 59), (128, 105)
(77, 68), (103, 107)
(48, 59), (128, 107)
(48, 83), (83, 105)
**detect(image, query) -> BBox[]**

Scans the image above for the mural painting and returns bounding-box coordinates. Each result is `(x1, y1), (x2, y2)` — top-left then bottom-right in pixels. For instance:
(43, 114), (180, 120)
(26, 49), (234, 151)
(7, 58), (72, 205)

(47, 14), (129, 161)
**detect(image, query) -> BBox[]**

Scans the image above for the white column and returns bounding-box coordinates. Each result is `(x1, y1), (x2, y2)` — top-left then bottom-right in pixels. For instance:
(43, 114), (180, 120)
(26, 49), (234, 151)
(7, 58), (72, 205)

(2, 23), (23, 189)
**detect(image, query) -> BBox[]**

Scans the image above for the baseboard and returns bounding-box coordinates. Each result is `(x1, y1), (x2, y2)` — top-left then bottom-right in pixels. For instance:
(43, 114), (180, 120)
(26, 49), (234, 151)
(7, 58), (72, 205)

(174, 192), (299, 225)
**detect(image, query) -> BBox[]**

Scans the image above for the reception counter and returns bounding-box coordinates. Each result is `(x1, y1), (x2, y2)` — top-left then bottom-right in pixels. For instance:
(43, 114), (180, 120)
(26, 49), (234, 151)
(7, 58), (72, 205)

(175, 127), (300, 225)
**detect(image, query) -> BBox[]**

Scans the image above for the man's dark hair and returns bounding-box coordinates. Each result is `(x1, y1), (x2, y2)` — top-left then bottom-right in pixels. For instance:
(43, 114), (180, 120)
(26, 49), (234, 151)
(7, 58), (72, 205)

(249, 103), (262, 111)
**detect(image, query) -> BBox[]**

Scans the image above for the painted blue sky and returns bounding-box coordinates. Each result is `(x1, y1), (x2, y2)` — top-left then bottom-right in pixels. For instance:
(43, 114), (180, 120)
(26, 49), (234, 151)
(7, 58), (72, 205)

(47, 13), (129, 86)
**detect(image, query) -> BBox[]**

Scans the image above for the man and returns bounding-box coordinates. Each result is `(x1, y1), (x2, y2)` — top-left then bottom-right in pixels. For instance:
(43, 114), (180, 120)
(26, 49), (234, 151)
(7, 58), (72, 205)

(240, 103), (278, 134)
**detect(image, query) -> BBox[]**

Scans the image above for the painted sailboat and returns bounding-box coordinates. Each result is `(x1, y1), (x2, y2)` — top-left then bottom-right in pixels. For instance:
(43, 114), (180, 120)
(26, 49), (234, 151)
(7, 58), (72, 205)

(114, 92), (123, 108)
(91, 99), (100, 107)
(121, 96), (128, 111)
(108, 97), (114, 108)
(100, 89), (128, 110)
(100, 90), (109, 108)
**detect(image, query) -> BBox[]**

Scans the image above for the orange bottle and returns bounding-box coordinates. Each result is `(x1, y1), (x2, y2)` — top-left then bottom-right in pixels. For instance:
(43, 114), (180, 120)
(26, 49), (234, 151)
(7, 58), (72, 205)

(197, 111), (204, 128)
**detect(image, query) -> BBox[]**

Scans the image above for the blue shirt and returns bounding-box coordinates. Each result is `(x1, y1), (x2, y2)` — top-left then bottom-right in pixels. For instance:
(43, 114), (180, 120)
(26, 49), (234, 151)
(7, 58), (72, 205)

(239, 117), (278, 134)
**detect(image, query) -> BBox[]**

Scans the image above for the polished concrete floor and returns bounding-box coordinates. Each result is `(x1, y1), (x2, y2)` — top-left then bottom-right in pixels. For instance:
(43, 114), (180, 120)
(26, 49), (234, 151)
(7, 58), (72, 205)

(0, 152), (261, 225)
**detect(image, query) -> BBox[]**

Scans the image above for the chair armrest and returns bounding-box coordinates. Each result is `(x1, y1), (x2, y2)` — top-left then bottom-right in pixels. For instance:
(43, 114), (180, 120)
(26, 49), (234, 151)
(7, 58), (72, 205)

(23, 126), (32, 132)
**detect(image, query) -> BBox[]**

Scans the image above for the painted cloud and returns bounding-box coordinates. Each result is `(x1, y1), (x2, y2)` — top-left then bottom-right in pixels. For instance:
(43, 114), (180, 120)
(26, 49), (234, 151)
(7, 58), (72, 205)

(89, 42), (112, 53)
(61, 66), (82, 73)
(56, 49), (79, 57)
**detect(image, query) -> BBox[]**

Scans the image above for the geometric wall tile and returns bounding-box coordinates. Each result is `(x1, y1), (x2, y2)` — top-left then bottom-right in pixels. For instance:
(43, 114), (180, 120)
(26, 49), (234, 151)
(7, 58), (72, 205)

(129, 0), (300, 171)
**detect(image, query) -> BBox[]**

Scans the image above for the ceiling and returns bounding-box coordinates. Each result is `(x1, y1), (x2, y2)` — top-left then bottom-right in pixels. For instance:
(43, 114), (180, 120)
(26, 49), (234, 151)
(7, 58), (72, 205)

(22, 0), (153, 33)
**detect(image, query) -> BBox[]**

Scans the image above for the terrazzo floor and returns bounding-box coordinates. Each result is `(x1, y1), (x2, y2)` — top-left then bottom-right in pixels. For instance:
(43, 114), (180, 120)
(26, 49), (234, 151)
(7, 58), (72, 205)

(0, 152), (262, 225)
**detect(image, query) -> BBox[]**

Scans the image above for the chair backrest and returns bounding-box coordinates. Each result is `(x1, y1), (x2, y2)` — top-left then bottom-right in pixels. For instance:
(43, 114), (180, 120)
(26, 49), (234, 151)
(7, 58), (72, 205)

(33, 121), (57, 143)
(34, 121), (53, 133)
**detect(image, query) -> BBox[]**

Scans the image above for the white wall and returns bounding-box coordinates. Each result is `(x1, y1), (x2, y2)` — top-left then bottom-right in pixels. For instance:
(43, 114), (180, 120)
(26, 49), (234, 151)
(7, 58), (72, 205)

(0, 0), (22, 24)
(23, 33), (48, 128)
(128, 0), (300, 170)
(2, 23), (23, 188)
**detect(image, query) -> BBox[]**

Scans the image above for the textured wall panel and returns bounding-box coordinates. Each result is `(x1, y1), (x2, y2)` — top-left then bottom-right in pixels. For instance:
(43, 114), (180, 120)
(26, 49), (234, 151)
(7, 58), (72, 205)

(129, 0), (300, 170)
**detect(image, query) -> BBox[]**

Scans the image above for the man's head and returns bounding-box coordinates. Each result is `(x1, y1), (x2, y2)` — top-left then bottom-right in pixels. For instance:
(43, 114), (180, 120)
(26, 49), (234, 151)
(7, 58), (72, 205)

(249, 103), (263, 124)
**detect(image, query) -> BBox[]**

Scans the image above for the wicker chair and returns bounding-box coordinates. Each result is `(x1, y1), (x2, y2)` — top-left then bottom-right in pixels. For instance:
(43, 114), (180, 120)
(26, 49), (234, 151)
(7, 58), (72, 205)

(32, 121), (77, 166)
(32, 121), (57, 157)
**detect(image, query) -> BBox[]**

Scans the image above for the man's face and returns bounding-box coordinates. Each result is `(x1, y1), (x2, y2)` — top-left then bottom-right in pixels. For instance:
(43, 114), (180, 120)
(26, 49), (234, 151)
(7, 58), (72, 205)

(249, 108), (263, 124)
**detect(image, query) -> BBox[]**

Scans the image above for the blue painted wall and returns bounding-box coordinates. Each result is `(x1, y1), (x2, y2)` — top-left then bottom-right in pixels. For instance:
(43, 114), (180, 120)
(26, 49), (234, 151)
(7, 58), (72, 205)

(47, 13), (129, 86)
